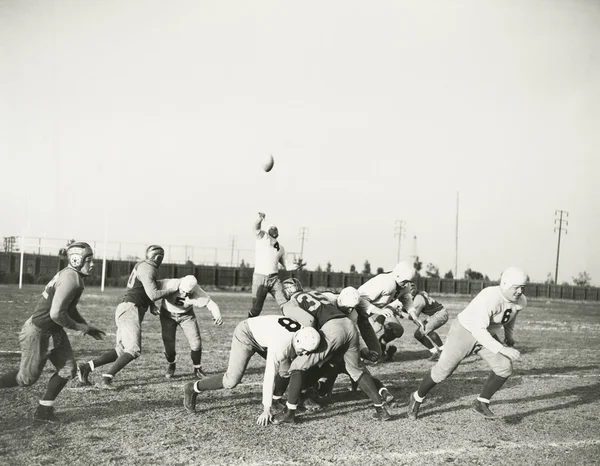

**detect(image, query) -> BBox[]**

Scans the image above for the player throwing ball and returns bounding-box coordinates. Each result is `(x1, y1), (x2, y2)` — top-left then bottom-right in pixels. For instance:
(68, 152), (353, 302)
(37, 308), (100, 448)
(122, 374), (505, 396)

(183, 315), (320, 426)
(407, 266), (527, 420)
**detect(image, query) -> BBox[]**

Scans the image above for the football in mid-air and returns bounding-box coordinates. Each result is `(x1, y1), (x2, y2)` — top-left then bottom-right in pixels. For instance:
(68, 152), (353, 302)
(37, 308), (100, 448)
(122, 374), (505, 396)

(263, 153), (274, 172)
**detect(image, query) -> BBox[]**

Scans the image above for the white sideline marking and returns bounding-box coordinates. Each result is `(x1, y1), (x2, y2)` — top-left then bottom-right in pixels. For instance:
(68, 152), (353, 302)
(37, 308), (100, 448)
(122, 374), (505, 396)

(333, 439), (600, 462)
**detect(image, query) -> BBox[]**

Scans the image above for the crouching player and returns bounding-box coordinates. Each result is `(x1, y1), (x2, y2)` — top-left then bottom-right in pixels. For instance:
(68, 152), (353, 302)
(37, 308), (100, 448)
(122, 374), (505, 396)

(273, 278), (392, 425)
(182, 315), (320, 426)
(0, 242), (105, 423)
(404, 283), (448, 361)
(155, 275), (223, 379)
(408, 266), (527, 420)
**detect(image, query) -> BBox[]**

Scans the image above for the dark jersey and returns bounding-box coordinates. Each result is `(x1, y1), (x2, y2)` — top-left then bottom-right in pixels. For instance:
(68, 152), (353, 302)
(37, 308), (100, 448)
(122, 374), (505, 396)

(31, 267), (85, 333)
(122, 260), (173, 312)
(283, 291), (347, 328)
(415, 291), (444, 317)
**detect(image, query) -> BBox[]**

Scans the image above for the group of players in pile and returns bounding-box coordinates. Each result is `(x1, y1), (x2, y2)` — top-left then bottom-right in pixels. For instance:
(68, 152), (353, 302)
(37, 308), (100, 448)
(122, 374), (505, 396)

(0, 213), (528, 426)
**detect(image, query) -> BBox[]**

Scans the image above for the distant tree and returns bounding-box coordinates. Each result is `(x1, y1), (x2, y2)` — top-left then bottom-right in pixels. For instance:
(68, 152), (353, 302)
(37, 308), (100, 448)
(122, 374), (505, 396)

(425, 263), (440, 278)
(294, 257), (307, 271)
(544, 273), (554, 285)
(326, 262), (332, 272)
(3, 236), (19, 253)
(316, 264), (323, 272)
(376, 267), (384, 275)
(239, 259), (248, 269)
(350, 264), (357, 274)
(185, 260), (195, 267)
(58, 239), (76, 257)
(573, 271), (592, 287)
(464, 268), (486, 280)
(444, 270), (454, 279)
(413, 256), (423, 275)
(362, 260), (371, 275)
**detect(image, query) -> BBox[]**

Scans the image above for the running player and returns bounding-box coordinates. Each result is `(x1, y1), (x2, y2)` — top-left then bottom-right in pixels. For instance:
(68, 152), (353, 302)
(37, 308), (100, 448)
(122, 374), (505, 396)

(156, 275), (223, 379)
(407, 266), (527, 420)
(77, 245), (178, 389)
(182, 315), (320, 426)
(0, 242), (105, 423)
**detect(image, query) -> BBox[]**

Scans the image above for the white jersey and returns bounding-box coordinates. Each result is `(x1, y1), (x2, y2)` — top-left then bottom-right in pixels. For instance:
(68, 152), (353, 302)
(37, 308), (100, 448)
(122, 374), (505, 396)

(254, 231), (286, 275)
(156, 279), (210, 315)
(457, 285), (527, 354)
(356, 272), (416, 315)
(246, 315), (301, 408)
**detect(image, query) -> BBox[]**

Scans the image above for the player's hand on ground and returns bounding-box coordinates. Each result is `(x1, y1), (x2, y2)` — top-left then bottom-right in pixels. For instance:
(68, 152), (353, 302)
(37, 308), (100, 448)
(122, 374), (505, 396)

(499, 346), (521, 362)
(257, 409), (272, 426)
(85, 326), (106, 340)
(213, 316), (224, 326)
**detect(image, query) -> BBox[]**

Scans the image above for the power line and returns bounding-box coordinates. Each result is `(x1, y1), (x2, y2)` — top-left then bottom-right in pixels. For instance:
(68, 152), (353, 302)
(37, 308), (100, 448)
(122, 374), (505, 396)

(554, 210), (568, 284)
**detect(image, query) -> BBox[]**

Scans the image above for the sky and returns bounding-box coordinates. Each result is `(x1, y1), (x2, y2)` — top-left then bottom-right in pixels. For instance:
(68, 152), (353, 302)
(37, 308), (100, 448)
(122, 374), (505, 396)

(1, 0), (599, 285)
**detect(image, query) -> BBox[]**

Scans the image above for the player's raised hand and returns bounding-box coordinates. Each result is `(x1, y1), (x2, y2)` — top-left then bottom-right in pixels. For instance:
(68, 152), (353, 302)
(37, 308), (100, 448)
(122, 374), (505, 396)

(499, 346), (521, 362)
(257, 409), (272, 426)
(258, 212), (266, 220)
(85, 326), (106, 340)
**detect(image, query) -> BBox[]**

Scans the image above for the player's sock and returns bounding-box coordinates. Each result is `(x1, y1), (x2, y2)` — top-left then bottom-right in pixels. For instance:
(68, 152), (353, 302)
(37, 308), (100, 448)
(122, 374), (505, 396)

(92, 349), (118, 369)
(191, 350), (201, 366)
(287, 371), (306, 406)
(417, 371), (437, 399)
(0, 370), (19, 388)
(480, 371), (508, 400)
(195, 374), (224, 391)
(430, 333), (444, 348)
(105, 353), (135, 376)
(414, 329), (433, 349)
(273, 373), (290, 397)
(356, 373), (382, 404)
(43, 374), (69, 400)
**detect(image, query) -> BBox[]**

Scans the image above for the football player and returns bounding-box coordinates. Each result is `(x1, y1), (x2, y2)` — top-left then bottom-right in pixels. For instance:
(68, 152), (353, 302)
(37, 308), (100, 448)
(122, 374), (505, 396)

(76, 245), (179, 389)
(407, 266), (527, 420)
(403, 283), (448, 361)
(355, 261), (420, 362)
(249, 212), (287, 317)
(182, 315), (320, 427)
(154, 275), (223, 379)
(0, 242), (105, 423)
(272, 278), (392, 425)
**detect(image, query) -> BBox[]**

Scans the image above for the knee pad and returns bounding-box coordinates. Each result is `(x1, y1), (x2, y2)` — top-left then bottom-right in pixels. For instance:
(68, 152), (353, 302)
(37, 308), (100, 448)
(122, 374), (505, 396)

(494, 360), (513, 378)
(386, 322), (404, 339)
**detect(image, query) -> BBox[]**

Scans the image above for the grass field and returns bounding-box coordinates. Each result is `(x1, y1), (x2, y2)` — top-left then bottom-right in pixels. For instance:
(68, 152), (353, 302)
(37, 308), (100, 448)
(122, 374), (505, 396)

(0, 284), (599, 466)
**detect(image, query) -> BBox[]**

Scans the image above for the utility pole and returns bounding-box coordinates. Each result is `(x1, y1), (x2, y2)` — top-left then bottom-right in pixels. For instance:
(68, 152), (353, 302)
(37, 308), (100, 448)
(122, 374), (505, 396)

(394, 220), (406, 263)
(299, 227), (309, 259)
(554, 210), (568, 284)
(455, 191), (459, 278)
(229, 236), (236, 266)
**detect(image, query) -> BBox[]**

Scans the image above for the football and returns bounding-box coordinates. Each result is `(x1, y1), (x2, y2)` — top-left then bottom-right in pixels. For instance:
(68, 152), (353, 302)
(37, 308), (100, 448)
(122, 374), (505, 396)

(263, 153), (274, 172)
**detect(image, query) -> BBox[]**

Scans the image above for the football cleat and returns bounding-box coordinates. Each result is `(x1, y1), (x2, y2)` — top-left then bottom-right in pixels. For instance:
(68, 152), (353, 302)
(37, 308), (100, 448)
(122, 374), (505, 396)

(407, 392), (422, 420)
(428, 351), (441, 362)
(472, 400), (498, 420)
(299, 397), (323, 412)
(183, 382), (198, 413)
(379, 387), (395, 404)
(385, 345), (397, 362)
(271, 398), (287, 415)
(97, 376), (117, 391)
(165, 363), (176, 379)
(76, 363), (92, 386)
(272, 409), (296, 425)
(194, 367), (207, 379)
(34, 405), (60, 423)
(371, 405), (392, 421)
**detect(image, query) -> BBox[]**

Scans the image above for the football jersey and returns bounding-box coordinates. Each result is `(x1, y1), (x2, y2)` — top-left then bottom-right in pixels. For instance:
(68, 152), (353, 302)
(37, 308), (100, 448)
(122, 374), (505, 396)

(31, 267), (85, 333)
(156, 279), (210, 314)
(357, 272), (415, 313)
(254, 231), (285, 275)
(122, 261), (173, 312)
(413, 291), (444, 317)
(246, 315), (303, 408)
(457, 285), (527, 353)
(282, 291), (346, 328)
